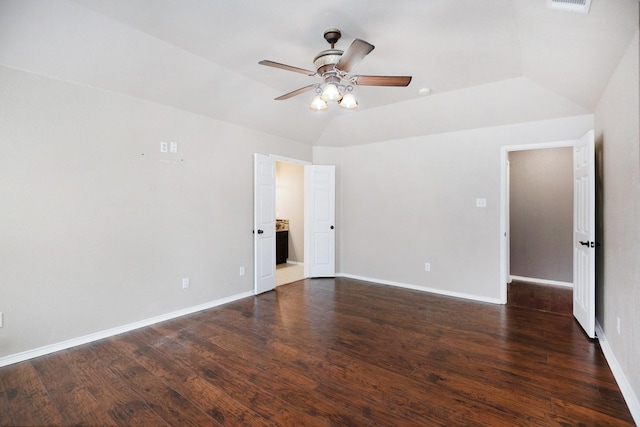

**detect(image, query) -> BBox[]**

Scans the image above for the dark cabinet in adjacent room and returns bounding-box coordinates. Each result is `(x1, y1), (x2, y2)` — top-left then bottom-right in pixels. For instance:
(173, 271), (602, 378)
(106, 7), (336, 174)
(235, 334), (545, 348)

(276, 230), (288, 264)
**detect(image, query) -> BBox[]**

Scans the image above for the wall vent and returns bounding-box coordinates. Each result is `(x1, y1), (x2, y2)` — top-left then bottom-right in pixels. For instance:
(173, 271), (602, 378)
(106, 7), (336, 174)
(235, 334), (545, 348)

(546, 0), (592, 13)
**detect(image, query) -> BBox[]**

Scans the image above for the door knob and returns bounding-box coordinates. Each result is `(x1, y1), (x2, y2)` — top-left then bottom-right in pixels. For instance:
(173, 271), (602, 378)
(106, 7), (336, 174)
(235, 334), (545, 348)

(257, 229), (264, 234)
(330, 225), (335, 230)
(579, 240), (589, 246)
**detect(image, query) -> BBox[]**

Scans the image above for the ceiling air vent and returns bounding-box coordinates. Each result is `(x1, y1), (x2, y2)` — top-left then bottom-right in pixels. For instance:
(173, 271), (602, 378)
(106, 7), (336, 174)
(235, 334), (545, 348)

(547, 0), (592, 13)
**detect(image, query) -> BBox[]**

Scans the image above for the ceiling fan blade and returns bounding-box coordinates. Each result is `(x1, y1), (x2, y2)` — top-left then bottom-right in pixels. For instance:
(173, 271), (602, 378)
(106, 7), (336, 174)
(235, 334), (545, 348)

(335, 39), (375, 73)
(351, 75), (412, 87)
(259, 60), (316, 76)
(274, 84), (317, 100)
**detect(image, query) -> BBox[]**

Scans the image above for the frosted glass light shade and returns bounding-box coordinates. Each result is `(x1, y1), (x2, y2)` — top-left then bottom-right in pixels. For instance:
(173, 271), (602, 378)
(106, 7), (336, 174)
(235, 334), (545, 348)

(309, 95), (328, 110)
(321, 83), (342, 101)
(339, 93), (358, 109)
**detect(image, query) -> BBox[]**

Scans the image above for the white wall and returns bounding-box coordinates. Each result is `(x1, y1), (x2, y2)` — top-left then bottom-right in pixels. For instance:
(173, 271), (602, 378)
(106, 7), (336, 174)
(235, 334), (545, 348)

(0, 65), (311, 359)
(315, 115), (593, 302)
(594, 30), (640, 413)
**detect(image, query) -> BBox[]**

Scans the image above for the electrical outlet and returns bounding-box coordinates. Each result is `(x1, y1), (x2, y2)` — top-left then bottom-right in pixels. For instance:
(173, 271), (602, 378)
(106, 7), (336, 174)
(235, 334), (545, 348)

(182, 277), (190, 289)
(476, 198), (487, 208)
(239, 267), (246, 276)
(424, 263), (431, 272)
(170, 141), (178, 153)
(617, 316), (621, 335)
(160, 141), (168, 153)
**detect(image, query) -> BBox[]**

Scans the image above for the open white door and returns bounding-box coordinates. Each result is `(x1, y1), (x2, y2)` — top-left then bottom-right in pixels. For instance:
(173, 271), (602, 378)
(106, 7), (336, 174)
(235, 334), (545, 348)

(573, 130), (596, 338)
(304, 165), (336, 278)
(254, 154), (276, 294)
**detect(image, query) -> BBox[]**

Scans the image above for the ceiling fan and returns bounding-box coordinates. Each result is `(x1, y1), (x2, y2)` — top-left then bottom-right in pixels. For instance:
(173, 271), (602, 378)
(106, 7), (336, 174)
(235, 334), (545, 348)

(259, 29), (412, 110)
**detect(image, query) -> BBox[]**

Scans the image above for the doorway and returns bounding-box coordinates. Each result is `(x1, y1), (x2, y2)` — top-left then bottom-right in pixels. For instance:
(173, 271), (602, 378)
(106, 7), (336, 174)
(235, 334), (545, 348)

(508, 147), (574, 286)
(506, 146), (574, 316)
(254, 154), (337, 294)
(500, 140), (575, 303)
(500, 131), (596, 338)
(275, 160), (306, 286)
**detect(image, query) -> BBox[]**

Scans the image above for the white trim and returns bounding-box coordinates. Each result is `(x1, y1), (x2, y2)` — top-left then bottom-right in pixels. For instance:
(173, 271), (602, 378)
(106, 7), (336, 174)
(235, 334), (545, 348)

(500, 148), (509, 303)
(269, 154), (312, 166)
(502, 139), (577, 153)
(510, 275), (573, 288)
(500, 139), (577, 304)
(286, 260), (304, 266)
(337, 273), (503, 305)
(595, 320), (640, 425)
(0, 290), (254, 368)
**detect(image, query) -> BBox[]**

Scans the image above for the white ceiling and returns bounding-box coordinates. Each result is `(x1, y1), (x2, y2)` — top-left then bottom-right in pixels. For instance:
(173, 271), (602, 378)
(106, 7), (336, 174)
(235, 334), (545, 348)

(0, 0), (637, 146)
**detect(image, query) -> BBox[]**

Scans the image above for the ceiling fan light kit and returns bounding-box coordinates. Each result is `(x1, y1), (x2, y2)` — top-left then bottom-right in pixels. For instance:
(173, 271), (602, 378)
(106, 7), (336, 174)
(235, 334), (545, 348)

(320, 82), (342, 102)
(339, 92), (358, 109)
(309, 95), (329, 110)
(260, 28), (411, 111)
(309, 83), (358, 110)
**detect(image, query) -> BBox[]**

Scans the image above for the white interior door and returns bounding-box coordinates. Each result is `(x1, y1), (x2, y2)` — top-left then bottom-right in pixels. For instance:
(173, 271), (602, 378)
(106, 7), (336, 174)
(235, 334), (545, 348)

(573, 130), (596, 338)
(304, 165), (336, 278)
(254, 154), (276, 294)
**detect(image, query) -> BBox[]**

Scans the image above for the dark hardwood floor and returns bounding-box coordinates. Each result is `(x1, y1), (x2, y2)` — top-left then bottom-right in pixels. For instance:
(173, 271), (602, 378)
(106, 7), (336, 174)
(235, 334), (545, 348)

(0, 278), (634, 426)
(508, 280), (573, 315)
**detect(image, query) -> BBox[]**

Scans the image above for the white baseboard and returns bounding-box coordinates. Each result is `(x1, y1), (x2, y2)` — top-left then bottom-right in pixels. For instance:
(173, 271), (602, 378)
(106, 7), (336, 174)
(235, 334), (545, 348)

(286, 260), (303, 266)
(336, 273), (502, 305)
(595, 320), (640, 425)
(0, 290), (254, 368)
(510, 275), (573, 288)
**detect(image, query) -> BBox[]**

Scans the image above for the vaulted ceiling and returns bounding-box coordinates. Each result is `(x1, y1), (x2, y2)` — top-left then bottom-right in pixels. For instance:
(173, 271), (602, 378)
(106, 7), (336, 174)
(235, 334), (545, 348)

(0, 0), (637, 146)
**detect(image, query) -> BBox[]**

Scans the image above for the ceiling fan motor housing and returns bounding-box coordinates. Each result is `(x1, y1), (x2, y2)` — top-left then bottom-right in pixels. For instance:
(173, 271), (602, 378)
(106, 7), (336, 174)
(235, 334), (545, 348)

(313, 49), (344, 75)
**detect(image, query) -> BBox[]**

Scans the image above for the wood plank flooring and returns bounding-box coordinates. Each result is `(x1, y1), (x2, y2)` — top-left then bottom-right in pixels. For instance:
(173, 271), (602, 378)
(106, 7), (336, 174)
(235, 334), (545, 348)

(0, 278), (634, 426)
(508, 280), (573, 315)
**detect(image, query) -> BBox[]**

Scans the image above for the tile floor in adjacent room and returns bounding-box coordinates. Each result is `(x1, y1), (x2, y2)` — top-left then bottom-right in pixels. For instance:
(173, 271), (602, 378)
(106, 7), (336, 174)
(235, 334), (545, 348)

(276, 262), (305, 286)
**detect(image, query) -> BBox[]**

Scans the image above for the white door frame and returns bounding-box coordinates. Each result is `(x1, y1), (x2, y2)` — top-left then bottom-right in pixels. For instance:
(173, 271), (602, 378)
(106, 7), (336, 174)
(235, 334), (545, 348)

(269, 154), (312, 167)
(499, 139), (576, 304)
